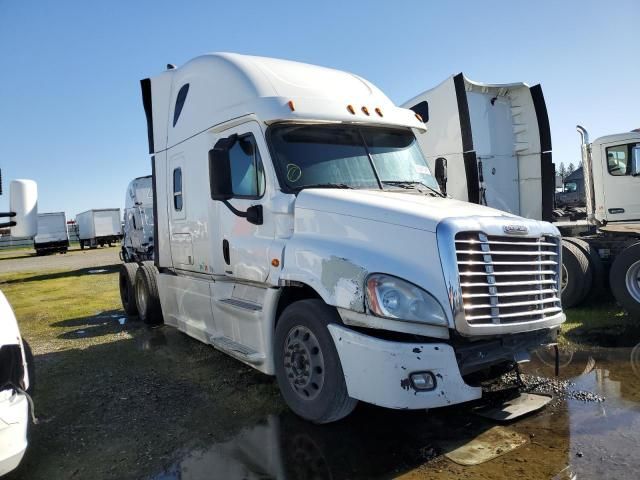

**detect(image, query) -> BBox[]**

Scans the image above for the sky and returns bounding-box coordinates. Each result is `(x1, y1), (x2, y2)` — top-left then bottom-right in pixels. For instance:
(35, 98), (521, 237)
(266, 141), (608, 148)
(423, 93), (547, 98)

(1, 0), (638, 218)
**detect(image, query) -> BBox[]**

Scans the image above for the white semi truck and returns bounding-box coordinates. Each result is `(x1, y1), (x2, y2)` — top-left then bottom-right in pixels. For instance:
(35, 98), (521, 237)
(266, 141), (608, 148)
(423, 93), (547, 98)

(0, 176), (38, 475)
(404, 74), (640, 315)
(34, 212), (69, 255)
(121, 175), (154, 262)
(76, 208), (122, 249)
(121, 53), (566, 423)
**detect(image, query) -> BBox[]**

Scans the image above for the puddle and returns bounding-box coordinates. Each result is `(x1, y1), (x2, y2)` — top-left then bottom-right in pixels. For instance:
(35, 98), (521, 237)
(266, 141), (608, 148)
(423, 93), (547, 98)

(149, 344), (640, 480)
(118, 318), (127, 325)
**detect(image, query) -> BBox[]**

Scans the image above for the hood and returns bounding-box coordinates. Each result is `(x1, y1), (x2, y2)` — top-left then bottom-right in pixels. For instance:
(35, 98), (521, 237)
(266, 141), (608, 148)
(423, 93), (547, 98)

(295, 189), (516, 232)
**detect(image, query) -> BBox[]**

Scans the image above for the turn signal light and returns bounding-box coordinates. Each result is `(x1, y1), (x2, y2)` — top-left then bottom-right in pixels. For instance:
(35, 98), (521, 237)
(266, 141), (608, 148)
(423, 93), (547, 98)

(271, 258), (280, 267)
(347, 104), (356, 114)
(361, 106), (370, 116)
(415, 112), (423, 122)
(287, 100), (295, 111)
(375, 107), (383, 117)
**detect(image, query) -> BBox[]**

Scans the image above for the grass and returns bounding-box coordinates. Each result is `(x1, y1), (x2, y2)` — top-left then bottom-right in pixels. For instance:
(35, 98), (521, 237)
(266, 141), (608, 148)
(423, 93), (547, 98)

(0, 266), (123, 353)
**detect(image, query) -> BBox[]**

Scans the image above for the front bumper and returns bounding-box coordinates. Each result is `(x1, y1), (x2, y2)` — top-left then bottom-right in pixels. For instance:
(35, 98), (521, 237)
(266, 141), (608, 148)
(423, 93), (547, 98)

(0, 391), (29, 476)
(328, 325), (481, 409)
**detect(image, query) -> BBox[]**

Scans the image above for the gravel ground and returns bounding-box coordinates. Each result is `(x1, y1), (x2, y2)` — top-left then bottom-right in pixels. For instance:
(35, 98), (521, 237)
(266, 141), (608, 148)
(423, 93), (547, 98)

(0, 246), (120, 274)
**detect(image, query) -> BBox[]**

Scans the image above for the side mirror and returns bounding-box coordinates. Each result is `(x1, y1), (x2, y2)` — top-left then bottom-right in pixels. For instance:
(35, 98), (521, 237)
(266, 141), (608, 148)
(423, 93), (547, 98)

(10, 179), (38, 238)
(209, 135), (237, 201)
(631, 146), (640, 176)
(434, 157), (447, 195)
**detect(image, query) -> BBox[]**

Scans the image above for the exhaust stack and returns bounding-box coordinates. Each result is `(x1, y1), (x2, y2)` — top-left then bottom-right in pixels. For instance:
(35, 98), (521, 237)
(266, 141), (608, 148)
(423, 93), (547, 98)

(576, 125), (598, 226)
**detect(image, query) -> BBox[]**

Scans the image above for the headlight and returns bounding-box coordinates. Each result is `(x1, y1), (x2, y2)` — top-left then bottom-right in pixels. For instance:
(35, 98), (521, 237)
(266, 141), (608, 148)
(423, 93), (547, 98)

(365, 273), (448, 326)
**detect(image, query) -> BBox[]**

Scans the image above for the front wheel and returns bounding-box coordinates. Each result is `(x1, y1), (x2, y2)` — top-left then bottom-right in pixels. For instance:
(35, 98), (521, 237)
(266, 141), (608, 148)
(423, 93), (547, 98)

(274, 299), (357, 424)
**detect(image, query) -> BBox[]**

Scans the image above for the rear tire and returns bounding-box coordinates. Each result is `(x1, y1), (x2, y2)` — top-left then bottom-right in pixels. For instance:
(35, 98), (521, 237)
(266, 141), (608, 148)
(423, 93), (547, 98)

(561, 240), (592, 308)
(564, 237), (605, 299)
(135, 263), (163, 325)
(274, 299), (357, 424)
(610, 242), (640, 318)
(119, 263), (139, 316)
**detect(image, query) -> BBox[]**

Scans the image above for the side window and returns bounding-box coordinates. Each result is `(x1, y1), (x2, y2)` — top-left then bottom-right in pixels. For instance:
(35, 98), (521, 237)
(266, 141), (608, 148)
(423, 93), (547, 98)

(173, 84), (189, 127)
(606, 144), (630, 176)
(409, 101), (429, 123)
(173, 168), (183, 210)
(228, 135), (265, 198)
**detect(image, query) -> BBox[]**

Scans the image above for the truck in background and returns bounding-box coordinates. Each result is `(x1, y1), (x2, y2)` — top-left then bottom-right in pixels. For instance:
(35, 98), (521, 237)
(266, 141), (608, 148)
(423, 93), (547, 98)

(0, 174), (38, 476)
(76, 208), (122, 249)
(120, 53), (565, 423)
(403, 75), (640, 315)
(34, 212), (69, 255)
(555, 167), (585, 209)
(121, 176), (154, 262)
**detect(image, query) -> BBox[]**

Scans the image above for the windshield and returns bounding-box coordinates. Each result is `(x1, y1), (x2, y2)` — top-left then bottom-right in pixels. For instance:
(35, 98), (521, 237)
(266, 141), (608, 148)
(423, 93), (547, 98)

(269, 124), (440, 193)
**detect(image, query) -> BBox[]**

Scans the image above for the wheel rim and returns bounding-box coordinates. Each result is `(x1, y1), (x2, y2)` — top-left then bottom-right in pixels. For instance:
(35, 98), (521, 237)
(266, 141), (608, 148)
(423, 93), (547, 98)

(625, 259), (640, 303)
(283, 326), (325, 400)
(561, 264), (568, 292)
(136, 280), (148, 318)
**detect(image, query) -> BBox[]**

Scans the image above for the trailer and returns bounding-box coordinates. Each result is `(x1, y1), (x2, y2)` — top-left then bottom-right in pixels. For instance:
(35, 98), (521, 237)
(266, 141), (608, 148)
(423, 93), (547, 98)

(121, 176), (154, 262)
(34, 212), (69, 255)
(76, 208), (122, 249)
(404, 75), (640, 315)
(119, 53), (565, 423)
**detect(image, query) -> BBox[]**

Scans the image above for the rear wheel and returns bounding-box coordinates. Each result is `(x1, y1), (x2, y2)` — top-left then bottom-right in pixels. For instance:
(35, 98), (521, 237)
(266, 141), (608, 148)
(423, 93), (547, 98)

(135, 263), (163, 325)
(274, 299), (357, 424)
(564, 237), (605, 298)
(561, 240), (592, 308)
(119, 263), (139, 316)
(610, 242), (640, 318)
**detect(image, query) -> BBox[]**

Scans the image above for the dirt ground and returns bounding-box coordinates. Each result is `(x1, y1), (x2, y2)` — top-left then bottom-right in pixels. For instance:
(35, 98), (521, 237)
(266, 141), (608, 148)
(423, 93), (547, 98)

(2, 248), (640, 479)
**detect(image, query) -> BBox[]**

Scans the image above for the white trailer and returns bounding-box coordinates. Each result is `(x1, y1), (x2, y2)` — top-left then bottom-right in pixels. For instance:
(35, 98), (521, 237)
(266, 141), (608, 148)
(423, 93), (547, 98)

(404, 76), (640, 315)
(121, 176), (154, 262)
(120, 53), (565, 423)
(34, 212), (69, 255)
(76, 208), (122, 249)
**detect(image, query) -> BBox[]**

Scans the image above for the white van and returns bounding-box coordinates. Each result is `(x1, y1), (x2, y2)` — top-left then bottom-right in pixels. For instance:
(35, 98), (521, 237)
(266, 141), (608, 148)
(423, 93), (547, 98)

(120, 53), (565, 423)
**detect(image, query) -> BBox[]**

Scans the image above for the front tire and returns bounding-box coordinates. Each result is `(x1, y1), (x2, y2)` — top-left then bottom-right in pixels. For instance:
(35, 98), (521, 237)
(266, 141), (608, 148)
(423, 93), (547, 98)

(274, 299), (357, 424)
(134, 263), (163, 325)
(119, 263), (139, 316)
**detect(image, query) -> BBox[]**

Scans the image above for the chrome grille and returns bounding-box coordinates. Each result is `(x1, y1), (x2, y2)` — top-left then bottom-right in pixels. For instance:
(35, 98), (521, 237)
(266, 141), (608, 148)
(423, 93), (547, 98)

(455, 232), (561, 325)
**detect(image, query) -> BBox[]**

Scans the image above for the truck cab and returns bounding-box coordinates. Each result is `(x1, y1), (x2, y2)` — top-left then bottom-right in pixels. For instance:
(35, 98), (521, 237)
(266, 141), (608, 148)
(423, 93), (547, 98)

(585, 132), (640, 224)
(122, 175), (154, 262)
(129, 53), (565, 423)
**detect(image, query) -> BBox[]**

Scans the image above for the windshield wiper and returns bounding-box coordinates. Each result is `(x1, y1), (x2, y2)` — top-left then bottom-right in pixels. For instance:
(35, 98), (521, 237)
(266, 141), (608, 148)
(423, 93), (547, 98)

(299, 183), (354, 190)
(381, 181), (445, 198)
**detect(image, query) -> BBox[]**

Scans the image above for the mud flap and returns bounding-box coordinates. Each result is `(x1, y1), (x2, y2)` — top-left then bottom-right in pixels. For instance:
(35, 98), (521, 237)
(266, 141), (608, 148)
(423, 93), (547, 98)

(474, 392), (552, 422)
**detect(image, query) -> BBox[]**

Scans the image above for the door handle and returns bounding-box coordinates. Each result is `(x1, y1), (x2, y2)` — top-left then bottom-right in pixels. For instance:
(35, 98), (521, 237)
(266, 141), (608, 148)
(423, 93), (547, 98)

(222, 239), (230, 265)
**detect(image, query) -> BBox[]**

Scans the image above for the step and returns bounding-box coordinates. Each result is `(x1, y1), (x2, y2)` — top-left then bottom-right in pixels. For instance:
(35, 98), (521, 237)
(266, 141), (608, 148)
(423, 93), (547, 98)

(210, 335), (265, 365)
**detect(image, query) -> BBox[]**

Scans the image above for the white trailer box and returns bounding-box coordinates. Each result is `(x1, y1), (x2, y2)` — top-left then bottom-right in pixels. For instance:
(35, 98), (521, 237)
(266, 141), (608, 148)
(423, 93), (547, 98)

(76, 209), (122, 249)
(34, 212), (69, 254)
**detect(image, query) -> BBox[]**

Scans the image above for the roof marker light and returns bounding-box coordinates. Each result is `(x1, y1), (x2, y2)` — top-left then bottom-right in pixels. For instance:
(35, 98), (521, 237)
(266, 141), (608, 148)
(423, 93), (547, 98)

(361, 106), (370, 116)
(415, 112), (423, 122)
(287, 100), (295, 111)
(347, 104), (356, 115)
(375, 107), (383, 117)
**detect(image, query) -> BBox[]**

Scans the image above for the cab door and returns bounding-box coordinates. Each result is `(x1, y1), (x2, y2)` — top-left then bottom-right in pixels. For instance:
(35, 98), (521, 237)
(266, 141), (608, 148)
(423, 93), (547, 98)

(210, 121), (274, 283)
(600, 141), (640, 222)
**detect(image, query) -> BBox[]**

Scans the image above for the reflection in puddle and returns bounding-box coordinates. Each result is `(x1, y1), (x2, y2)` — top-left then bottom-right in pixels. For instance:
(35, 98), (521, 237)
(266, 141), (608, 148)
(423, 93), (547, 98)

(150, 345), (640, 480)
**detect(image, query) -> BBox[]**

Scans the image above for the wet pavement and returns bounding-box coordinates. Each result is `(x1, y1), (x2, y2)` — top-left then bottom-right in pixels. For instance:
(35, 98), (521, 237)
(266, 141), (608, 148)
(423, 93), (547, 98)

(147, 340), (640, 480)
